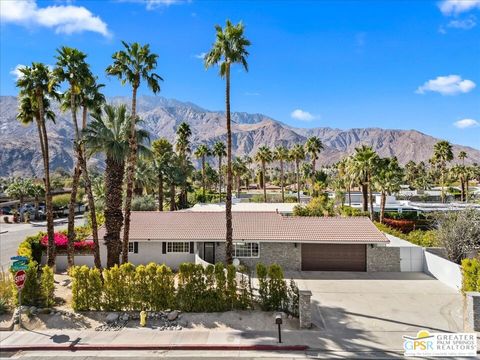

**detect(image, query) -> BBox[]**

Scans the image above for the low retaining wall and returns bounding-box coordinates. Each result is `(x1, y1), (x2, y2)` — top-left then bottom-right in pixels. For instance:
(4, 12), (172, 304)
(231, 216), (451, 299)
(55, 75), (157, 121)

(423, 249), (462, 290)
(41, 254), (95, 272)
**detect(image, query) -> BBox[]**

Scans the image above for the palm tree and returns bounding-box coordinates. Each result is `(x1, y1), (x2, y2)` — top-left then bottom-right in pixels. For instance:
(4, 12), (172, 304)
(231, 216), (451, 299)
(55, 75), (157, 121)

(254, 146), (273, 202)
(212, 141), (227, 202)
(433, 140), (454, 203)
(352, 145), (379, 219)
(374, 157), (403, 223)
(457, 151), (468, 202)
(175, 122), (193, 209)
(232, 157), (248, 198)
(16, 63), (58, 267)
(305, 136), (324, 194)
(151, 138), (174, 211)
(194, 144), (211, 200)
(5, 179), (34, 222)
(205, 20), (251, 265)
(289, 144), (306, 203)
(106, 41), (163, 264)
(53, 46), (93, 268)
(458, 151), (467, 166)
(273, 146), (289, 202)
(84, 104), (149, 268)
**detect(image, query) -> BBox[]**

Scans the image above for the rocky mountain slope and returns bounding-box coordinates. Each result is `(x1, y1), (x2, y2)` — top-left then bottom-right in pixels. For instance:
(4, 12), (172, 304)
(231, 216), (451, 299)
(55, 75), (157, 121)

(0, 95), (478, 177)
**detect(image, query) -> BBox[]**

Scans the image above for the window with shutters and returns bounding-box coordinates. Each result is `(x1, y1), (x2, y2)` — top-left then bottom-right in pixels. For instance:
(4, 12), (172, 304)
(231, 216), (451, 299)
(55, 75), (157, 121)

(128, 241), (138, 254)
(167, 242), (190, 253)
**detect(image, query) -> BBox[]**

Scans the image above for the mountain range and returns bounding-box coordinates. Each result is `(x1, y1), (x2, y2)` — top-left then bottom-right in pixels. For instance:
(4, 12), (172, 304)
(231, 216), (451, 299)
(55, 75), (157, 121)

(1, 95), (479, 177)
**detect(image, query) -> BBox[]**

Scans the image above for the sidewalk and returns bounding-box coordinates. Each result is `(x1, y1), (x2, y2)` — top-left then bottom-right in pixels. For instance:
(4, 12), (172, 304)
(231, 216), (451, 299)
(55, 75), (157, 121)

(0, 327), (412, 353)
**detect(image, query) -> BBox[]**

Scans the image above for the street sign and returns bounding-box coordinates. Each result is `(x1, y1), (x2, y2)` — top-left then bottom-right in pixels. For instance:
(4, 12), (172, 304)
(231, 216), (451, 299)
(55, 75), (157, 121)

(10, 256), (29, 262)
(12, 264), (29, 271)
(14, 270), (26, 290)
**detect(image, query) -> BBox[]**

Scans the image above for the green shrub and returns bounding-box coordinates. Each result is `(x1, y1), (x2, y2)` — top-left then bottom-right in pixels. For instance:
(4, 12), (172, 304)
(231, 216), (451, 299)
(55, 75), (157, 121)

(131, 195), (156, 211)
(12, 261), (39, 306)
(339, 206), (369, 217)
(287, 279), (299, 317)
(40, 266), (55, 307)
(256, 263), (269, 310)
(0, 272), (14, 313)
(70, 266), (102, 311)
(52, 194), (72, 209)
(102, 265), (127, 311)
(267, 264), (288, 311)
(226, 265), (237, 310)
(256, 263), (293, 313)
(293, 194), (335, 217)
(462, 258), (480, 293)
(150, 264), (175, 311)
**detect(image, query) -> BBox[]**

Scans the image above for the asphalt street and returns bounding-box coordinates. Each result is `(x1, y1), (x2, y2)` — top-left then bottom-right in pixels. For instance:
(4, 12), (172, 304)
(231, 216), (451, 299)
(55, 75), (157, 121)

(0, 217), (85, 270)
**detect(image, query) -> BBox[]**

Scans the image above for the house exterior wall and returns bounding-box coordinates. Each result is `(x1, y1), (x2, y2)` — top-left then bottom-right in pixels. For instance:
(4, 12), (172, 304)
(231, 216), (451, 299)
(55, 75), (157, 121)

(126, 241), (194, 270)
(213, 241), (301, 271)
(366, 245), (400, 272)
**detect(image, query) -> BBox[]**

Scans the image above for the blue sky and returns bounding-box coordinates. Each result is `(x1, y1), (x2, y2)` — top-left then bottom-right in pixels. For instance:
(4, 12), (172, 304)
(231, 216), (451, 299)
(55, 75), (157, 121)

(1, 0), (479, 149)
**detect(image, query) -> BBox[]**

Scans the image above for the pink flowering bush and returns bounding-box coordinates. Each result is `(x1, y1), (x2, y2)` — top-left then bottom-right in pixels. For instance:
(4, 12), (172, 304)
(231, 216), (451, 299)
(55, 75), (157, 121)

(41, 233), (94, 251)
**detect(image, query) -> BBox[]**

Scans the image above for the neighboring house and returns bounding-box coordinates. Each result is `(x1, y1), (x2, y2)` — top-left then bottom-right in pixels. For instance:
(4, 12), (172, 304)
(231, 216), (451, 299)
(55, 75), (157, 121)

(91, 212), (394, 272)
(180, 202), (297, 215)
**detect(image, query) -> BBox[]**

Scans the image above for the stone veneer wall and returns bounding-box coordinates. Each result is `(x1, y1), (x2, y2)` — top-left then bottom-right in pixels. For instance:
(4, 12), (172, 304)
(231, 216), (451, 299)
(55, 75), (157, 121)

(367, 246), (400, 272)
(215, 242), (301, 271)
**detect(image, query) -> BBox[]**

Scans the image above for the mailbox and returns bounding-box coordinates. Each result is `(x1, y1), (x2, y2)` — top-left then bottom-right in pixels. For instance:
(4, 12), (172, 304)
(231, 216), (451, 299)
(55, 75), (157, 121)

(275, 313), (283, 325)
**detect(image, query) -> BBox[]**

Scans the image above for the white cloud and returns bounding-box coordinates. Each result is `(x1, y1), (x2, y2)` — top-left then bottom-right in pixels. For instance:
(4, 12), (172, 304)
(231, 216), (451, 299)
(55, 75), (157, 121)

(118, 0), (184, 10)
(439, 0), (480, 16)
(291, 109), (317, 122)
(416, 75), (476, 95)
(194, 52), (206, 60)
(447, 16), (477, 29)
(10, 64), (26, 80)
(0, 0), (111, 37)
(454, 118), (479, 128)
(245, 92), (260, 96)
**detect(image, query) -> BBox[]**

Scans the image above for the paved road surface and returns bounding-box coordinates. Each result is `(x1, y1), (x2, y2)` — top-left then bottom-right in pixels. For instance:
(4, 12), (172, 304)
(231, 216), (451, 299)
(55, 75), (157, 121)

(0, 217), (85, 270)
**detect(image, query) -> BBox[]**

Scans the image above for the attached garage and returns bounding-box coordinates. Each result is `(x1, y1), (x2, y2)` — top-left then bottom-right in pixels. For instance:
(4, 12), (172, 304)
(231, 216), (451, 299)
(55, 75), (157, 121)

(301, 244), (367, 271)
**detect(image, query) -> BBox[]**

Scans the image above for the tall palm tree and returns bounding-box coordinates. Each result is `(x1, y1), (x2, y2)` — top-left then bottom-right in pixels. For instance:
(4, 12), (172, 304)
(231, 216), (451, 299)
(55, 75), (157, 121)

(16, 63), (58, 267)
(305, 136), (324, 194)
(77, 75), (105, 269)
(205, 20), (251, 265)
(254, 146), (273, 202)
(458, 151), (467, 166)
(83, 104), (149, 268)
(194, 144), (211, 200)
(212, 141), (227, 202)
(374, 157), (403, 223)
(433, 140), (454, 203)
(273, 146), (289, 202)
(53, 46), (92, 268)
(232, 157), (248, 198)
(289, 144), (306, 203)
(175, 122), (192, 209)
(352, 145), (379, 219)
(106, 41), (163, 264)
(151, 138), (174, 211)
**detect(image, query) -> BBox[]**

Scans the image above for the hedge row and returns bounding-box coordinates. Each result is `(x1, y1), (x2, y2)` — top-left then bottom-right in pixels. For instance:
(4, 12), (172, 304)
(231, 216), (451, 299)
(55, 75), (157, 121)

(375, 222), (438, 247)
(70, 262), (252, 312)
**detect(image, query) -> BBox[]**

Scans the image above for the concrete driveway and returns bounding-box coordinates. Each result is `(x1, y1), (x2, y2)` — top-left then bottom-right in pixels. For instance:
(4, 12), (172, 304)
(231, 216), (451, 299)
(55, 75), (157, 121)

(285, 271), (464, 353)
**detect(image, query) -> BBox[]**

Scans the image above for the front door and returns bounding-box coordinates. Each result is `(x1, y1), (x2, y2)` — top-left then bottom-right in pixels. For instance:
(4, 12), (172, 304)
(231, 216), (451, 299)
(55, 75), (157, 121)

(204, 242), (215, 264)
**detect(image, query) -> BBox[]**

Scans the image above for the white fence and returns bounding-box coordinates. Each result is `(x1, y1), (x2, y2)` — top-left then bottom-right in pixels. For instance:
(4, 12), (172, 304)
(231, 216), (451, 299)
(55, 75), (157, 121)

(400, 247), (424, 272)
(423, 250), (462, 290)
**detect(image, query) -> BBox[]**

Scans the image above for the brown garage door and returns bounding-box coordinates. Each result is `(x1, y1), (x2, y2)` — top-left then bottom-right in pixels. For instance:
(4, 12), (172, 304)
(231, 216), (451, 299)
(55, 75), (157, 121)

(301, 244), (366, 271)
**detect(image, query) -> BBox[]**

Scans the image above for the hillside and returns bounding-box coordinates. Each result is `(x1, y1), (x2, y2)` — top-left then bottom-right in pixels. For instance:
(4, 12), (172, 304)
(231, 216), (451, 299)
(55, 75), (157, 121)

(0, 95), (478, 177)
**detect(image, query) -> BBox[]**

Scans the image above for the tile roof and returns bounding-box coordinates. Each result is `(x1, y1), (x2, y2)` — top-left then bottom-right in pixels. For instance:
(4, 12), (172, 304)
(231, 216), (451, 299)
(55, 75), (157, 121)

(95, 212), (389, 244)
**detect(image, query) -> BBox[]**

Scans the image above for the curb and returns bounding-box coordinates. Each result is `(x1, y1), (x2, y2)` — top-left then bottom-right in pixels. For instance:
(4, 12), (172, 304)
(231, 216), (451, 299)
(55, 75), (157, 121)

(0, 344), (309, 352)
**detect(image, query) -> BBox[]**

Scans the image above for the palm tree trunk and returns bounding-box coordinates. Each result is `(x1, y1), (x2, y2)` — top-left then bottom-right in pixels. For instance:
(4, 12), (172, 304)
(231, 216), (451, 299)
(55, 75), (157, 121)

(368, 177), (374, 221)
(37, 90), (55, 267)
(348, 184), (352, 207)
(105, 157), (125, 268)
(170, 184), (176, 211)
(67, 162), (81, 268)
(280, 160), (285, 203)
(202, 157), (206, 199)
(361, 180), (368, 212)
(380, 191), (386, 223)
(225, 64), (233, 265)
(122, 84), (139, 264)
(236, 175), (241, 198)
(296, 160), (300, 203)
(441, 170), (445, 203)
(34, 195), (39, 220)
(218, 156), (222, 202)
(466, 175), (469, 203)
(158, 173), (164, 211)
(460, 177), (465, 202)
(262, 162), (267, 202)
(79, 149), (101, 269)
(311, 157), (316, 196)
(80, 105), (101, 269)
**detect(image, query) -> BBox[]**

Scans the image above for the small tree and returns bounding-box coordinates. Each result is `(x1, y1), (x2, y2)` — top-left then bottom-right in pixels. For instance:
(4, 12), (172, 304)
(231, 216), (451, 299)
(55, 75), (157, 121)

(436, 209), (480, 264)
